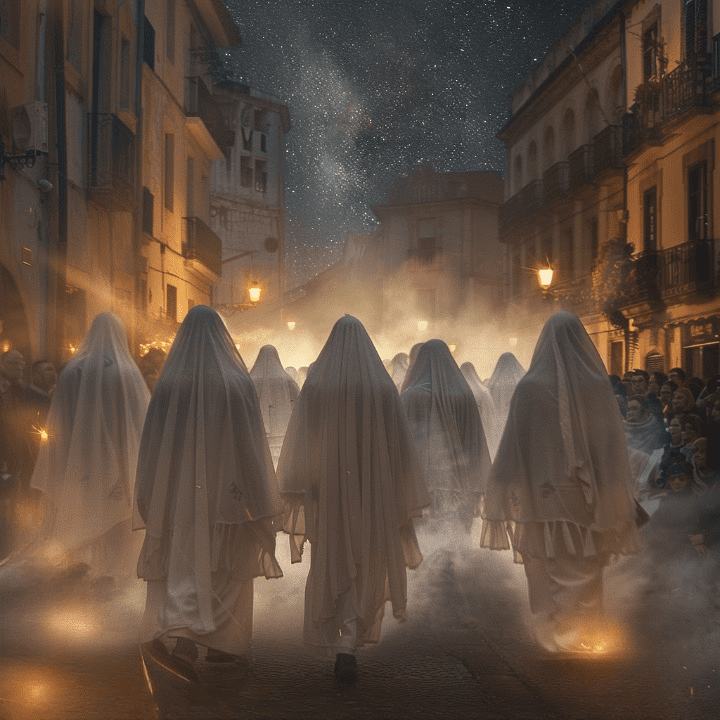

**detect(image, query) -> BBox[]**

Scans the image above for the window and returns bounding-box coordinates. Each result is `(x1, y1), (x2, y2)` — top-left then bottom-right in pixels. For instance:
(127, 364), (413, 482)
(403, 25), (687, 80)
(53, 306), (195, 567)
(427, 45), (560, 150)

(610, 341), (624, 377)
(589, 218), (599, 265)
(255, 160), (267, 193)
(142, 187), (154, 235)
(67, 0), (83, 68)
(164, 133), (174, 211)
(643, 23), (659, 81)
(166, 284), (177, 322)
(560, 229), (574, 279)
(241, 156), (253, 187)
(186, 156), (195, 216)
(120, 37), (132, 109)
(166, 0), (175, 62)
(685, 0), (708, 57)
(143, 16), (155, 69)
(688, 161), (709, 240)
(643, 186), (658, 251)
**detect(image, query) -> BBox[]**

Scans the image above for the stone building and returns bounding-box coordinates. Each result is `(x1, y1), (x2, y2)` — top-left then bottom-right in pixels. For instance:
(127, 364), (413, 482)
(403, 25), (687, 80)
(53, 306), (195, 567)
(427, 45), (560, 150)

(499, 0), (720, 378)
(0, 1), (243, 366)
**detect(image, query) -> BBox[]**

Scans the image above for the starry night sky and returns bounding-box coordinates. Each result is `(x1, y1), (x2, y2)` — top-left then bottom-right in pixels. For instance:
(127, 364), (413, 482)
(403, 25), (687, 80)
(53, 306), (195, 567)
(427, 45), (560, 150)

(223, 0), (597, 279)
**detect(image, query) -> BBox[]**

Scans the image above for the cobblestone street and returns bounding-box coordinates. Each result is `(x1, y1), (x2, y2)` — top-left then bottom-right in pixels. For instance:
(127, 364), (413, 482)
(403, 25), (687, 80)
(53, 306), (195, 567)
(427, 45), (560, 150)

(2, 531), (720, 719)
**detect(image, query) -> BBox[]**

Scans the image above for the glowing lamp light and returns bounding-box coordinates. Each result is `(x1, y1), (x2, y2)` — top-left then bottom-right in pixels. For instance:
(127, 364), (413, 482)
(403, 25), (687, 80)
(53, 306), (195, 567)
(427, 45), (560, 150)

(1, 340), (10, 353)
(287, 321), (296, 331)
(509, 337), (518, 347)
(248, 283), (262, 303)
(449, 344), (457, 353)
(417, 320), (428, 332)
(538, 266), (554, 289)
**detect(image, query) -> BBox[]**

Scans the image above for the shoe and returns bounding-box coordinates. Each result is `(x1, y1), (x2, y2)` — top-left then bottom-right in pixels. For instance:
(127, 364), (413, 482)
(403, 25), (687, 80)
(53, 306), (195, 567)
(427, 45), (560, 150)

(206, 647), (241, 663)
(333, 653), (358, 683)
(140, 639), (198, 684)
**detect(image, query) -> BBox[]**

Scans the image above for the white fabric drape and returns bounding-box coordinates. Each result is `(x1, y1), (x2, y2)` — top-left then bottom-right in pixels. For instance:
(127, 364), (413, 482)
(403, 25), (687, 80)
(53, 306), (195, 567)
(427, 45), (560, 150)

(134, 306), (283, 650)
(481, 312), (640, 562)
(386, 353), (409, 392)
(400, 341), (492, 528)
(249, 345), (300, 467)
(460, 361), (499, 459)
(277, 316), (429, 652)
(487, 352), (526, 432)
(30, 313), (150, 576)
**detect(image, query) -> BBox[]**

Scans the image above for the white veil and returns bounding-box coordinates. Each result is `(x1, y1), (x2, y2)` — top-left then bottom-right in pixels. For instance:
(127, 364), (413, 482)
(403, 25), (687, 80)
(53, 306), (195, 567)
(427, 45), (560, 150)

(134, 305), (283, 582)
(31, 312), (150, 553)
(487, 351), (526, 431)
(277, 316), (429, 646)
(460, 361), (499, 458)
(481, 312), (640, 561)
(400, 340), (492, 514)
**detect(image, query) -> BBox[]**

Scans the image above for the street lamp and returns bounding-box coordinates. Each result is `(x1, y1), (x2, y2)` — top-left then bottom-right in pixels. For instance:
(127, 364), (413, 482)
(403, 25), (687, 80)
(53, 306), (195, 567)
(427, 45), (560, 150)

(538, 266), (554, 290)
(287, 321), (296, 331)
(248, 282), (261, 303)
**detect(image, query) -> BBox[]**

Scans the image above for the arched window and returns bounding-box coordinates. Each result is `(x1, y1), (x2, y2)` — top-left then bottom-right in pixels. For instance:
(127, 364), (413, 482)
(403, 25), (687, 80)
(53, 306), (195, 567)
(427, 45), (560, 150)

(606, 66), (624, 124)
(528, 141), (538, 181)
(543, 126), (555, 171)
(514, 154), (523, 193)
(584, 90), (602, 142)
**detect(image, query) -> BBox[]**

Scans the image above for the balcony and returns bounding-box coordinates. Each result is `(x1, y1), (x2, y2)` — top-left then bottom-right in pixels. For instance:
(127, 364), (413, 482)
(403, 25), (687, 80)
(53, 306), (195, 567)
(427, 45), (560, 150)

(543, 162), (569, 204)
(88, 113), (135, 211)
(520, 179), (543, 214)
(183, 216), (222, 281)
(568, 144), (593, 188)
(592, 126), (623, 176)
(185, 77), (233, 159)
(407, 247), (443, 267)
(499, 193), (524, 237)
(623, 52), (712, 156)
(620, 240), (718, 317)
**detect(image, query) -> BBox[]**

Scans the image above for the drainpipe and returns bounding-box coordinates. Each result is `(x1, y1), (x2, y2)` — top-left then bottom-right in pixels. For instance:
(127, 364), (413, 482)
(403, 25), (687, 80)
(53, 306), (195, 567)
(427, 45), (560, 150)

(48, 0), (68, 366)
(132, 0), (146, 352)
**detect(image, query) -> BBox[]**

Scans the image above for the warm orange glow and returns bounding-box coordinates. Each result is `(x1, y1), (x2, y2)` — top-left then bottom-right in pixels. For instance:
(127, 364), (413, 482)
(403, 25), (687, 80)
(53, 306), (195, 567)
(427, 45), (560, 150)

(248, 284), (262, 303)
(1, 340), (10, 352)
(538, 266), (554, 289)
(287, 321), (296, 331)
(417, 320), (428, 332)
(509, 337), (518, 347)
(449, 344), (456, 353)
(45, 608), (99, 639)
(32, 425), (49, 442)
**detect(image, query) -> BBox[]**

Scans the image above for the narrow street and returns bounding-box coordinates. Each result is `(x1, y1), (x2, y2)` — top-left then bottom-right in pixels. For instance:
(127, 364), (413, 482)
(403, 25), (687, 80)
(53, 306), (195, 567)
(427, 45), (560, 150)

(1, 528), (719, 720)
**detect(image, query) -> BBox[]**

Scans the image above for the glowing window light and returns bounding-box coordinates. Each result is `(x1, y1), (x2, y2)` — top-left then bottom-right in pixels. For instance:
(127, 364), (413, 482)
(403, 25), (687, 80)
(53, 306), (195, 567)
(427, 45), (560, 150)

(449, 344), (457, 353)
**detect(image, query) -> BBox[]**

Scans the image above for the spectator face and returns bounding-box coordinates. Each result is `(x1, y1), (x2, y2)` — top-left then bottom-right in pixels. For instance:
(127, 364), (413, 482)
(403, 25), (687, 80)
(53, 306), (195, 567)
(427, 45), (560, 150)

(668, 472), (691, 494)
(667, 417), (682, 444)
(660, 383), (674, 405)
(631, 375), (649, 395)
(1, 350), (25, 383)
(693, 439), (708, 470)
(672, 391), (691, 413)
(712, 401), (720, 424)
(668, 371), (684, 385)
(681, 422), (701, 447)
(33, 361), (57, 393)
(621, 373), (634, 390)
(625, 399), (647, 424)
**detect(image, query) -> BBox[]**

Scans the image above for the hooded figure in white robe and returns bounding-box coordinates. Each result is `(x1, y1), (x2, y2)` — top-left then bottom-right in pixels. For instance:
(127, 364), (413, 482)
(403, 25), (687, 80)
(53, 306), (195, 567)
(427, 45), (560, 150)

(487, 351), (526, 434)
(400, 340), (492, 532)
(460, 361), (499, 459)
(481, 312), (640, 653)
(249, 345), (300, 467)
(135, 306), (283, 665)
(30, 313), (149, 579)
(386, 353), (409, 392)
(277, 316), (429, 676)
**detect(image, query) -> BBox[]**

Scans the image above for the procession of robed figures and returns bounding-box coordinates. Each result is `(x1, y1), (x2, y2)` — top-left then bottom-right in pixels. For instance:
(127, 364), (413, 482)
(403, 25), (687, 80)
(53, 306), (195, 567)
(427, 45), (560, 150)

(1, 306), (719, 683)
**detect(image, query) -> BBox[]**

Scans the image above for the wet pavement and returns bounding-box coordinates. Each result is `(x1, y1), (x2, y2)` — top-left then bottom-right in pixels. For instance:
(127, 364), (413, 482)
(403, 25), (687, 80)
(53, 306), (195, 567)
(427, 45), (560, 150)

(1, 529), (720, 719)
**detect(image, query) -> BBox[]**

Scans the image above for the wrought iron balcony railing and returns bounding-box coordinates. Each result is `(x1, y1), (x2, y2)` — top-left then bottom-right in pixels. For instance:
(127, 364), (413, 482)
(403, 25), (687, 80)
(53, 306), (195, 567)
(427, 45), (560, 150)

(88, 113), (135, 210)
(183, 216), (222, 277)
(543, 162), (569, 204)
(568, 144), (593, 188)
(592, 125), (623, 175)
(185, 77), (233, 152)
(407, 247), (443, 266)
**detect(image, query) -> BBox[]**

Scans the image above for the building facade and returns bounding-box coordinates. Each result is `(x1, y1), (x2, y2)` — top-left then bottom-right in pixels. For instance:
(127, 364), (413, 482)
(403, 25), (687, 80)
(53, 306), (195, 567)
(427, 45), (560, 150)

(499, 0), (720, 378)
(0, 0), (245, 367)
(210, 82), (290, 324)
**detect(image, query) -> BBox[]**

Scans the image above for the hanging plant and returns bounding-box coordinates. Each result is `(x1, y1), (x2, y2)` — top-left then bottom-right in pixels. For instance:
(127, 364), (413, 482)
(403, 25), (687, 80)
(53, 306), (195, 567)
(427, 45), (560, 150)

(592, 239), (634, 328)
